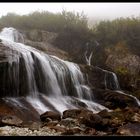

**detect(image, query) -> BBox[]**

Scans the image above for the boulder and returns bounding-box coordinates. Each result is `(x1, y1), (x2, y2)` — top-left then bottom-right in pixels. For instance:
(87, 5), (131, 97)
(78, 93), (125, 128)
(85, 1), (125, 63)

(131, 113), (140, 123)
(0, 98), (40, 126)
(42, 121), (58, 128)
(83, 127), (96, 135)
(97, 109), (111, 118)
(62, 109), (105, 130)
(1, 115), (23, 126)
(96, 106), (140, 133)
(62, 109), (82, 119)
(62, 109), (92, 119)
(117, 123), (140, 136)
(79, 113), (102, 129)
(40, 111), (61, 122)
(123, 107), (140, 123)
(59, 118), (78, 128)
(103, 91), (139, 109)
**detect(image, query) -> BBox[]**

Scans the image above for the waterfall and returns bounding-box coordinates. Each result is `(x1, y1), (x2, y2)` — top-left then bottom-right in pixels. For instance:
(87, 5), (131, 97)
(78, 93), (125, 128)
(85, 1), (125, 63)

(114, 90), (140, 106)
(106, 70), (140, 106)
(96, 66), (140, 106)
(0, 27), (108, 114)
(96, 66), (120, 90)
(0, 27), (24, 43)
(104, 70), (120, 90)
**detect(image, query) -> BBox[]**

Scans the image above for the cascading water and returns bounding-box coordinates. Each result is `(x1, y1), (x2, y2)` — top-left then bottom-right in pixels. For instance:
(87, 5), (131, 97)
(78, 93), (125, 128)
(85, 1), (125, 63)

(104, 70), (120, 90)
(0, 27), (107, 114)
(96, 66), (140, 106)
(0, 27), (24, 43)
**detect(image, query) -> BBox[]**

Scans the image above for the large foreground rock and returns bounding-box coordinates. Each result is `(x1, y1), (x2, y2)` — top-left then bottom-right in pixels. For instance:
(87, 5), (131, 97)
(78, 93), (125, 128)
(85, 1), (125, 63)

(117, 123), (140, 136)
(103, 90), (140, 109)
(0, 98), (40, 126)
(40, 111), (61, 122)
(62, 109), (93, 119)
(1, 115), (23, 127)
(86, 88), (140, 109)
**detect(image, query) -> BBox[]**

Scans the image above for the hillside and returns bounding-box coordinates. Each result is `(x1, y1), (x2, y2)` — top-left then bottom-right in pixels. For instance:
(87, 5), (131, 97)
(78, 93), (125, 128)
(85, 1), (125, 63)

(0, 11), (140, 136)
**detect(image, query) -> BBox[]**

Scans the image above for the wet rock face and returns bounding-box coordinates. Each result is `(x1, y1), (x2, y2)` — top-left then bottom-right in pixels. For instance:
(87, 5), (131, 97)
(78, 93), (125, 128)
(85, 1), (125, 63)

(80, 65), (107, 89)
(0, 58), (30, 97)
(103, 91), (139, 109)
(0, 98), (40, 125)
(80, 65), (121, 91)
(0, 43), (30, 97)
(79, 64), (140, 110)
(83, 88), (140, 110)
(0, 43), (20, 62)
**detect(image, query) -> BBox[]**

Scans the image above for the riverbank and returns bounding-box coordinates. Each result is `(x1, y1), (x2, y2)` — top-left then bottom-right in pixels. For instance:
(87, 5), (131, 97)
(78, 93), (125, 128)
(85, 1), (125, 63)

(0, 107), (140, 136)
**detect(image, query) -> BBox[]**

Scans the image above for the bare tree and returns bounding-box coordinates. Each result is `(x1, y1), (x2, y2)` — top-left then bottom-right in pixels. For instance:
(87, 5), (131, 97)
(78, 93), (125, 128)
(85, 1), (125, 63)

(84, 40), (99, 66)
(84, 50), (93, 66)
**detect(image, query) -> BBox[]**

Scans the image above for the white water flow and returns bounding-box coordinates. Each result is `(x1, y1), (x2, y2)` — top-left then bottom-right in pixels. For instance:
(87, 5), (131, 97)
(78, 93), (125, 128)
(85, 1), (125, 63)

(0, 27), (108, 114)
(104, 69), (120, 90)
(96, 67), (140, 106)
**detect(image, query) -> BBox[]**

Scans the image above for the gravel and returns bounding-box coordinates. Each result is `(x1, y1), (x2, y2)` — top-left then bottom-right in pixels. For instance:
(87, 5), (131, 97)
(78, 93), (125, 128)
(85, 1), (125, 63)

(0, 126), (62, 136)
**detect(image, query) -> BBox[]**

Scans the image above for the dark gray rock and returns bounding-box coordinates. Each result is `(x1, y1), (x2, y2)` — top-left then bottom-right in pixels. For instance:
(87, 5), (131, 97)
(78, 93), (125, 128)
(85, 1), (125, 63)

(40, 111), (61, 122)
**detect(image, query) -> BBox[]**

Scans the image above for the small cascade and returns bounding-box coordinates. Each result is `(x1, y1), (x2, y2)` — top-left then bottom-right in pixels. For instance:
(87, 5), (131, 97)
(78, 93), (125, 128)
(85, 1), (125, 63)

(95, 66), (120, 90)
(104, 70), (120, 90)
(114, 90), (140, 106)
(96, 67), (140, 106)
(0, 27), (24, 43)
(0, 27), (108, 114)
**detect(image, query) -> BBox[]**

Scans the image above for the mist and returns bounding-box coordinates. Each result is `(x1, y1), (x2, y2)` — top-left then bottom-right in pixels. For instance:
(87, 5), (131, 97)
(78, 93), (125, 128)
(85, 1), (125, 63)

(0, 3), (140, 22)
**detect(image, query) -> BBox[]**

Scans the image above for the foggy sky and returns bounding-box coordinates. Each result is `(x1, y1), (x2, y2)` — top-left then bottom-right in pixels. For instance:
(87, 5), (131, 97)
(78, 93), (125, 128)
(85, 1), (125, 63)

(0, 3), (140, 21)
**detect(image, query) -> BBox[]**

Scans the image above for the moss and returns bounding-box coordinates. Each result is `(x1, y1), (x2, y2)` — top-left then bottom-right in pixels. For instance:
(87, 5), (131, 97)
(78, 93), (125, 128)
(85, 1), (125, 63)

(116, 67), (128, 75)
